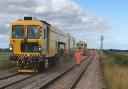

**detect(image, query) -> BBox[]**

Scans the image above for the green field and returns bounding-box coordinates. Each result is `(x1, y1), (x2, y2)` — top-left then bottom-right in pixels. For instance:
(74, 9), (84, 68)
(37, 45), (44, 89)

(0, 52), (10, 60)
(0, 52), (16, 70)
(114, 52), (128, 56)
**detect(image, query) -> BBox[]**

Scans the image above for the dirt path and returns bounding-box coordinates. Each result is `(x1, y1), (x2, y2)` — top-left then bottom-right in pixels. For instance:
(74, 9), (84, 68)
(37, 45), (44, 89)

(75, 54), (105, 89)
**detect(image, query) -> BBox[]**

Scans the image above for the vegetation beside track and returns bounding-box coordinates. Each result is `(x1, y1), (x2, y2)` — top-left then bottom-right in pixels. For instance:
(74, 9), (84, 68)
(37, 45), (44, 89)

(104, 51), (128, 66)
(101, 52), (128, 89)
(114, 51), (128, 56)
(0, 52), (16, 70)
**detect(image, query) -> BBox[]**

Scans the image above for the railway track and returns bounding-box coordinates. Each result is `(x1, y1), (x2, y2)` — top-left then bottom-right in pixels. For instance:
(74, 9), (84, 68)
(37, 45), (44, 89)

(0, 56), (77, 89)
(0, 73), (36, 89)
(67, 56), (93, 89)
(0, 73), (19, 80)
(0, 56), (90, 89)
(39, 56), (93, 89)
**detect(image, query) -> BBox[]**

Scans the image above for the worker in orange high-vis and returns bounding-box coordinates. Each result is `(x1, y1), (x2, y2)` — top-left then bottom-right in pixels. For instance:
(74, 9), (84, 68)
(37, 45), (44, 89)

(89, 49), (96, 57)
(92, 49), (96, 56)
(74, 49), (82, 65)
(89, 49), (94, 57)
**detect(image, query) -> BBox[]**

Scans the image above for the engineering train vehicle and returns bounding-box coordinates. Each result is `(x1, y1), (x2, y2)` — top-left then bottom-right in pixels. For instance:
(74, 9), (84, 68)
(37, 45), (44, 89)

(9, 17), (75, 73)
(76, 41), (87, 55)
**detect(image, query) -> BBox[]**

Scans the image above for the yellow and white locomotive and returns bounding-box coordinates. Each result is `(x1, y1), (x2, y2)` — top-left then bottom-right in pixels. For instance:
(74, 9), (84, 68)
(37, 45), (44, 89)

(76, 41), (87, 55)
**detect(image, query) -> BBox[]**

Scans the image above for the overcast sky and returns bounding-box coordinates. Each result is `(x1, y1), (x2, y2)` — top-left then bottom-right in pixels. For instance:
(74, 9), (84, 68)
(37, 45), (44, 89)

(0, 0), (128, 49)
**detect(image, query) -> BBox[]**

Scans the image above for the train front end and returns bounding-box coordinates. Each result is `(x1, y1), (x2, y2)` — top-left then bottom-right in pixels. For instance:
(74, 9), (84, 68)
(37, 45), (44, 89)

(9, 17), (44, 73)
(76, 41), (87, 56)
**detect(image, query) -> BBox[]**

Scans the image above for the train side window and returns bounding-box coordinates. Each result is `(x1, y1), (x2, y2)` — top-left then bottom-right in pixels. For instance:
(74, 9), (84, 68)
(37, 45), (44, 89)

(45, 29), (47, 39)
(42, 29), (45, 39)
(43, 28), (47, 39)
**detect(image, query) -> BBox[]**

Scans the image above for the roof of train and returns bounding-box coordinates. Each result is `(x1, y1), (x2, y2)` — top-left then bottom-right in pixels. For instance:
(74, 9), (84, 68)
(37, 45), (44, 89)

(50, 25), (68, 37)
(76, 41), (87, 44)
(10, 17), (74, 38)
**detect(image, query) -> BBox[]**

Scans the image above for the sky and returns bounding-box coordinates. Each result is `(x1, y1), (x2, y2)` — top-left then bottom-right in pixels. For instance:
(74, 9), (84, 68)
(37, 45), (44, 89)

(74, 0), (128, 49)
(0, 0), (128, 49)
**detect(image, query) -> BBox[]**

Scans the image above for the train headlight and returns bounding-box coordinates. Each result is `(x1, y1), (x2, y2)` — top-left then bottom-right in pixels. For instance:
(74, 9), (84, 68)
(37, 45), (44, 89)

(39, 47), (41, 51)
(39, 45), (41, 52)
(9, 44), (13, 52)
(27, 54), (30, 57)
(22, 61), (24, 63)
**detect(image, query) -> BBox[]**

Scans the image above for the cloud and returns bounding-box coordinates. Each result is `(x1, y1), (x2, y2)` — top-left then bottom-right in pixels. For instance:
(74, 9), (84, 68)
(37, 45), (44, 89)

(0, 0), (36, 15)
(35, 0), (110, 30)
(103, 35), (128, 50)
(0, 0), (110, 48)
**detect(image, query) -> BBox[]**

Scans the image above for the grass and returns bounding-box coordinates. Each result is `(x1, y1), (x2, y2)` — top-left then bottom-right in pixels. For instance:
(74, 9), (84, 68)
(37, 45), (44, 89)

(101, 53), (128, 89)
(0, 52), (16, 70)
(0, 52), (10, 60)
(114, 52), (128, 56)
(104, 52), (128, 66)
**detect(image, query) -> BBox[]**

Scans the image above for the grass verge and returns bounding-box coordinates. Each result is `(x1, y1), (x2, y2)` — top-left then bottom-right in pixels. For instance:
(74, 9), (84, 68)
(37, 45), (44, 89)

(0, 60), (16, 70)
(101, 54), (128, 89)
(0, 52), (16, 70)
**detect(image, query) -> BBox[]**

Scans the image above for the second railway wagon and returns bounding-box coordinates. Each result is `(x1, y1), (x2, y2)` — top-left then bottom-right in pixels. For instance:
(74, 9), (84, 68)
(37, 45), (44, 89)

(9, 17), (75, 73)
(76, 41), (87, 55)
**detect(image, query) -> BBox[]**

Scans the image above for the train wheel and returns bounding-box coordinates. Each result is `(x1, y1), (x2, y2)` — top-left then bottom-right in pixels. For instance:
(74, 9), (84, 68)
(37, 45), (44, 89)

(40, 61), (45, 71)
(48, 59), (51, 67)
(51, 59), (56, 66)
(32, 62), (39, 73)
(48, 58), (54, 67)
(54, 54), (60, 65)
(38, 63), (41, 72)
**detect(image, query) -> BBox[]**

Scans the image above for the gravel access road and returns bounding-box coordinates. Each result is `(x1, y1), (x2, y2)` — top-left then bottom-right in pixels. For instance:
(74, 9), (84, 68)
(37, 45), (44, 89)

(75, 54), (105, 89)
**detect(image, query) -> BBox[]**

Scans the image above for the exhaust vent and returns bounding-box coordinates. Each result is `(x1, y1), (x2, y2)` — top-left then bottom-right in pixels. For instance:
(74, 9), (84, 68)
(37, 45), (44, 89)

(24, 17), (33, 20)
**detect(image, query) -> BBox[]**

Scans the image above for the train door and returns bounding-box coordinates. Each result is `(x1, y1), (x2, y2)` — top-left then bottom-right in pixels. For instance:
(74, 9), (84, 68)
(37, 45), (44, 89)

(58, 42), (66, 56)
(46, 27), (50, 54)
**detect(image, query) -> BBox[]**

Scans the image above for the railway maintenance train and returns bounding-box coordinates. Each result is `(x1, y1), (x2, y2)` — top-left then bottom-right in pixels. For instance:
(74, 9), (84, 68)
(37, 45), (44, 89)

(76, 41), (87, 55)
(9, 17), (75, 73)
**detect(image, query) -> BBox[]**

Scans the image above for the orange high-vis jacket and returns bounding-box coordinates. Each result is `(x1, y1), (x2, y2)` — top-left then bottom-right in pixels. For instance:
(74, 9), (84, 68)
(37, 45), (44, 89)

(74, 51), (82, 64)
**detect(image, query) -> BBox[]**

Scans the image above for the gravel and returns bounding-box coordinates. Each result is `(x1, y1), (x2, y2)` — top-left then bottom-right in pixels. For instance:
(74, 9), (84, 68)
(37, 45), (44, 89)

(44, 57), (92, 89)
(0, 74), (31, 88)
(75, 54), (106, 89)
(21, 57), (88, 89)
(0, 67), (17, 79)
(0, 55), (97, 89)
(5, 56), (76, 89)
(21, 59), (76, 89)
